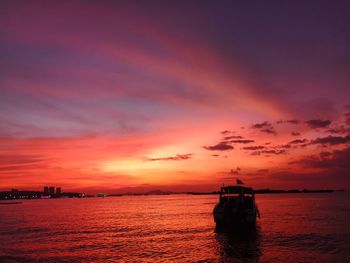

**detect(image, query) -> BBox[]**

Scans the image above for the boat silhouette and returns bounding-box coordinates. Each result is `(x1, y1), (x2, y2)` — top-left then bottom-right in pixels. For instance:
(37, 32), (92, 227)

(213, 184), (260, 227)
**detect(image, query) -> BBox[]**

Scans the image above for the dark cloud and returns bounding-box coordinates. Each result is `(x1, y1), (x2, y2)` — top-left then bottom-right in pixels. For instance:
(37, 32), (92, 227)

(288, 139), (308, 144)
(261, 149), (286, 155)
(277, 139), (308, 149)
(290, 146), (350, 170)
(251, 121), (270, 129)
(276, 119), (300, 124)
(276, 144), (291, 149)
(228, 139), (254, 144)
(309, 135), (350, 145)
(223, 135), (243, 140)
(251, 149), (286, 156)
(327, 125), (350, 134)
(221, 130), (231, 135)
(242, 146), (265, 150)
(291, 132), (301, 136)
(147, 153), (193, 161)
(305, 119), (331, 129)
(261, 128), (277, 135)
(204, 142), (234, 151)
(251, 121), (277, 135)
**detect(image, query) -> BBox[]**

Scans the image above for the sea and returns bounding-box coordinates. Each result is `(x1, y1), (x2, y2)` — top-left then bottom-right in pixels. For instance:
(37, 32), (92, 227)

(0, 192), (349, 262)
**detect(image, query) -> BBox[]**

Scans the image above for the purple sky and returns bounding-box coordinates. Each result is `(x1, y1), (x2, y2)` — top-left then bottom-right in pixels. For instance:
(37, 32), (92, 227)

(1, 1), (350, 192)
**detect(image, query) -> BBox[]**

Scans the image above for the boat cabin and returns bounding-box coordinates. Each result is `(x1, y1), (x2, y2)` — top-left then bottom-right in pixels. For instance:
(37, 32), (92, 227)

(214, 185), (258, 226)
(220, 186), (255, 207)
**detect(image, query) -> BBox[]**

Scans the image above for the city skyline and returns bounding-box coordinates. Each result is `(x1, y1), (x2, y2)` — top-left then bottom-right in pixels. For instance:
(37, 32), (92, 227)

(1, 1), (350, 193)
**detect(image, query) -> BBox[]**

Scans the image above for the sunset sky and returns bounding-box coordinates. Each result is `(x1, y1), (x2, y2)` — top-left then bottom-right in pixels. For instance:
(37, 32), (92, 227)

(1, 1), (350, 193)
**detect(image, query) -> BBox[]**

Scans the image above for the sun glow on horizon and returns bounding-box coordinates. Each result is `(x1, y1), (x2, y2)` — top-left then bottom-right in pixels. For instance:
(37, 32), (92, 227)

(1, 1), (350, 192)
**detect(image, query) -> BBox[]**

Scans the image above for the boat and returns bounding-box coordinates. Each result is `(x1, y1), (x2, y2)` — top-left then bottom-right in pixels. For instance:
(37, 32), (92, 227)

(213, 184), (260, 227)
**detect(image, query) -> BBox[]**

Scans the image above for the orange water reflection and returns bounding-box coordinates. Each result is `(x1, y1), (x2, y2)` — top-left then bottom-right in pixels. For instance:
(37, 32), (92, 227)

(0, 193), (349, 262)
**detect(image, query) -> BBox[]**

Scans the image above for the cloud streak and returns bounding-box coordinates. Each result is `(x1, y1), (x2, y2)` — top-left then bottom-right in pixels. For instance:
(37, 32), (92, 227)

(204, 142), (234, 151)
(305, 119), (332, 129)
(309, 135), (350, 145)
(251, 121), (277, 135)
(147, 154), (193, 161)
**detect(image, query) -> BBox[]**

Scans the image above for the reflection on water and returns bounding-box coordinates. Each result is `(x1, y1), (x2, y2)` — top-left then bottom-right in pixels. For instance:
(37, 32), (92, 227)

(0, 193), (349, 262)
(215, 225), (261, 262)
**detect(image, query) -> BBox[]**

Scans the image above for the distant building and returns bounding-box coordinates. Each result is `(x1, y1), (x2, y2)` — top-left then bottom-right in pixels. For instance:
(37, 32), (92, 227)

(56, 187), (61, 195)
(44, 186), (49, 194)
(11, 189), (18, 193)
(49, 186), (55, 195)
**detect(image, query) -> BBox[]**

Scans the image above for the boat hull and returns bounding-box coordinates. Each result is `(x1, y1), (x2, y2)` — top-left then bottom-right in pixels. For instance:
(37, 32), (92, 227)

(213, 204), (257, 227)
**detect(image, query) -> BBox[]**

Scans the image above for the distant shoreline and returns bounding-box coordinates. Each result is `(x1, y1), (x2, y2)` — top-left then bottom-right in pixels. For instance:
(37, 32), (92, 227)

(0, 188), (345, 200)
(108, 188), (343, 197)
(186, 189), (343, 195)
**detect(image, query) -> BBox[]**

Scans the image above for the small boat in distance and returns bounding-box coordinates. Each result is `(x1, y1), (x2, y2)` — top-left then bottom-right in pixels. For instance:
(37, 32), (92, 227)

(213, 181), (260, 227)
